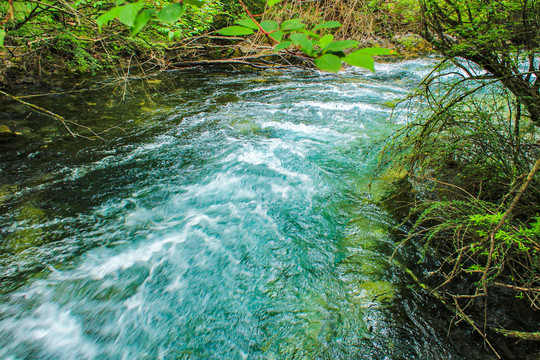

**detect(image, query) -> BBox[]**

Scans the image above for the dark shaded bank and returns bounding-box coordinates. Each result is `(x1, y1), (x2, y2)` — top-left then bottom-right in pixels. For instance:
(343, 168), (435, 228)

(382, 174), (540, 359)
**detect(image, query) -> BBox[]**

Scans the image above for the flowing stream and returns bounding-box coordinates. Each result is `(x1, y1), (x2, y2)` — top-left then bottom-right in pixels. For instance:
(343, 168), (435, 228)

(0, 60), (491, 359)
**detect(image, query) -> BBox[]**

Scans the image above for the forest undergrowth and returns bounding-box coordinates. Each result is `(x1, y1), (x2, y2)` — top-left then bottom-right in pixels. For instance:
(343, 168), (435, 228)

(381, 58), (540, 357)
(0, 0), (427, 86)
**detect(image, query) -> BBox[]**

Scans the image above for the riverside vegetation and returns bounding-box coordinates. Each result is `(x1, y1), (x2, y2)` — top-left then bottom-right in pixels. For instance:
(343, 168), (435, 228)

(1, 0), (540, 358)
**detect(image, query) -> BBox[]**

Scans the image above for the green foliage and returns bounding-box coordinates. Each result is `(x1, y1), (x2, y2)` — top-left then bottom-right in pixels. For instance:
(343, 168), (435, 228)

(119, 1), (145, 27)
(266, 0), (283, 8)
(280, 19), (305, 31)
(218, 25), (254, 36)
(312, 21), (341, 30)
(1, 0), (393, 74)
(131, 9), (155, 35)
(383, 59), (540, 310)
(313, 54), (341, 72)
(97, 1), (190, 30)
(156, 3), (186, 24)
(97, 6), (124, 29)
(217, 3), (395, 73)
(260, 20), (278, 32)
(343, 51), (374, 72)
(235, 17), (259, 30)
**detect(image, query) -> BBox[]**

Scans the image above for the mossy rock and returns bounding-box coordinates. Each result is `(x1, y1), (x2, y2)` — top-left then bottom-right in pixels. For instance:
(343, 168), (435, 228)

(5, 228), (46, 253)
(350, 280), (396, 304)
(0, 184), (16, 205)
(3, 204), (47, 253)
(0, 124), (22, 138)
(0, 124), (12, 135)
(214, 93), (242, 104)
(394, 33), (433, 56)
(232, 118), (262, 135)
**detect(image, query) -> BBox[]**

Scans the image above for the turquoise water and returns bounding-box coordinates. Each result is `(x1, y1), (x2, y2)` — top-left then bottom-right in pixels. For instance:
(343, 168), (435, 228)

(0, 60), (475, 359)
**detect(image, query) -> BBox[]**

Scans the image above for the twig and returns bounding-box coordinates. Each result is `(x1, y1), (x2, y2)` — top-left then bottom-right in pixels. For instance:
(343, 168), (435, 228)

(122, 54), (134, 102)
(494, 282), (540, 292)
(0, 89), (102, 140)
(480, 155), (540, 292)
(492, 328), (540, 341)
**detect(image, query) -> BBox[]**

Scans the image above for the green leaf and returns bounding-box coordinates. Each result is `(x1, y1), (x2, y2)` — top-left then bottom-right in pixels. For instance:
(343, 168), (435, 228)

(157, 3), (185, 24)
(343, 51), (375, 71)
(261, 20), (279, 32)
(184, 0), (204, 8)
(301, 30), (320, 40)
(96, 6), (123, 30)
(281, 19), (305, 31)
(0, 29), (5, 47)
(326, 40), (359, 52)
(235, 17), (259, 30)
(314, 54), (342, 73)
(319, 34), (333, 49)
(267, 0), (283, 7)
(275, 40), (292, 50)
(313, 21), (341, 30)
(269, 30), (283, 43)
(354, 47), (394, 56)
(290, 33), (313, 54)
(131, 8), (154, 35)
(217, 26), (255, 36)
(119, 1), (144, 27)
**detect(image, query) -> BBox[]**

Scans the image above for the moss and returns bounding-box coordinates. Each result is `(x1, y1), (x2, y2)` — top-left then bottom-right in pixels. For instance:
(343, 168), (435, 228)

(4, 204), (47, 253)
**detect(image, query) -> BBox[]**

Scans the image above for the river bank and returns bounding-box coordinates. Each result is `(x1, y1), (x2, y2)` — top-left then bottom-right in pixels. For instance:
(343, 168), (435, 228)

(0, 0), (432, 87)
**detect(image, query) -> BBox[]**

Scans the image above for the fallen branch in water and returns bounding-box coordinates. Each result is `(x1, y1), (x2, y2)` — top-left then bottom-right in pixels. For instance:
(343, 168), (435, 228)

(493, 328), (540, 341)
(0, 89), (104, 140)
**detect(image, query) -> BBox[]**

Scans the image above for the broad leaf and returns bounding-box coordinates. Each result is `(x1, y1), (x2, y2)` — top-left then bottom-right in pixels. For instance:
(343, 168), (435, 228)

(314, 54), (342, 73)
(96, 6), (123, 30)
(184, 0), (204, 8)
(302, 30), (320, 40)
(290, 33), (313, 54)
(267, 0), (283, 7)
(235, 17), (259, 30)
(313, 21), (341, 30)
(275, 40), (292, 50)
(343, 51), (375, 71)
(326, 40), (359, 52)
(131, 8), (154, 35)
(281, 19), (305, 31)
(269, 30), (283, 43)
(261, 20), (279, 32)
(319, 34), (333, 49)
(157, 3), (185, 24)
(354, 47), (394, 56)
(0, 30), (5, 47)
(218, 26), (255, 36)
(119, 1), (144, 27)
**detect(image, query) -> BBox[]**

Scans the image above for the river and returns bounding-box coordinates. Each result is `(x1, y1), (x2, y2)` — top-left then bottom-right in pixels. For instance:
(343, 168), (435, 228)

(0, 59), (494, 359)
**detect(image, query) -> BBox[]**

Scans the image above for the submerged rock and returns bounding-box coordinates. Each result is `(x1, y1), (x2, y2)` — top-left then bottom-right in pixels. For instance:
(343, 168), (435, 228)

(214, 93), (241, 104)
(0, 124), (22, 138)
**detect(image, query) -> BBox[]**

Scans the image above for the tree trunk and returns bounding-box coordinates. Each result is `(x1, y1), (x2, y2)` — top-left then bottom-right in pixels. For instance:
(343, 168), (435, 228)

(465, 53), (540, 125)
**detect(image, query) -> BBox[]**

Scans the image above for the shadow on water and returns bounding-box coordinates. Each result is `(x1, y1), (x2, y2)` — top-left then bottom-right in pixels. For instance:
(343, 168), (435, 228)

(0, 61), (502, 359)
